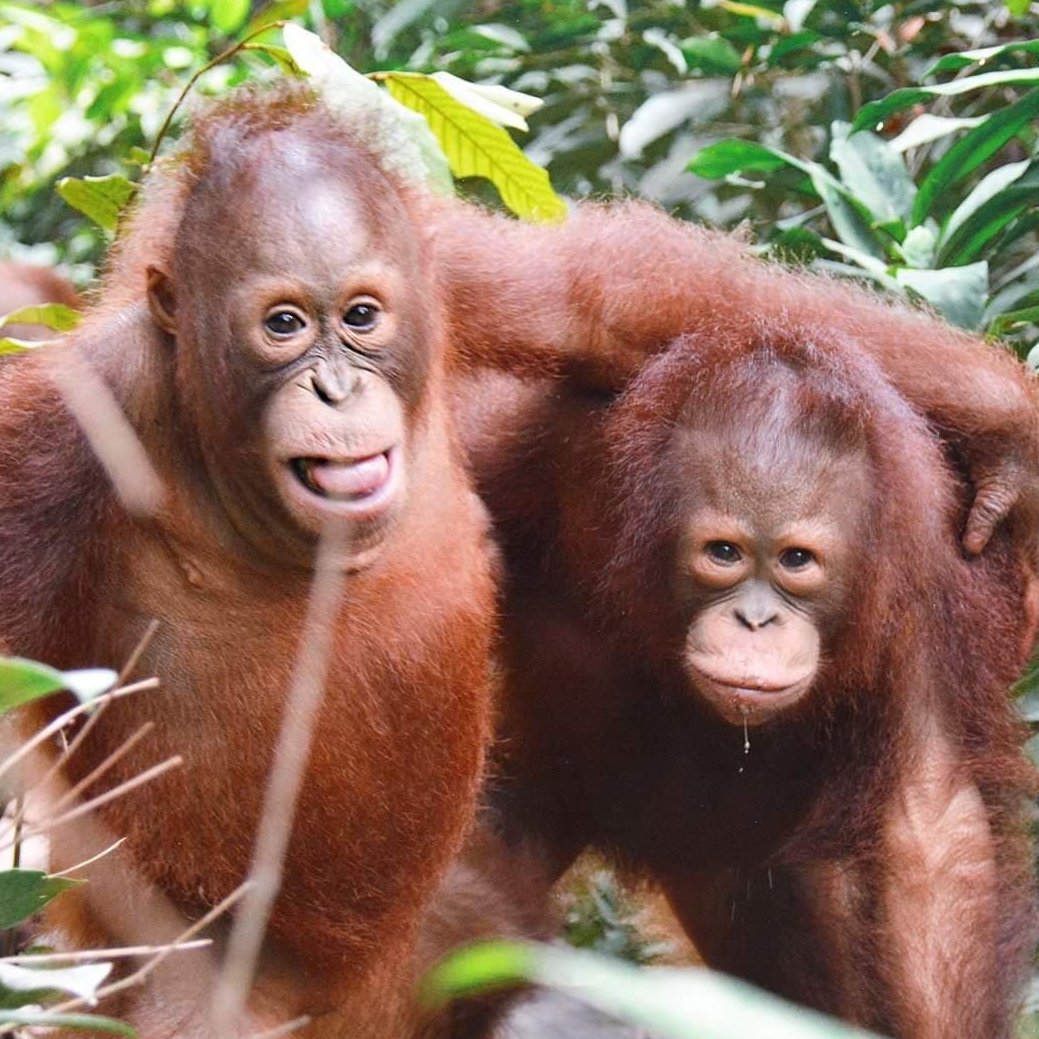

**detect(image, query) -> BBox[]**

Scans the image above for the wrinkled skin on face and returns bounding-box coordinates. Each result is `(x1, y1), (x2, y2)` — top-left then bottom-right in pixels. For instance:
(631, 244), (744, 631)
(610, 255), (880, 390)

(147, 132), (434, 570)
(671, 395), (873, 725)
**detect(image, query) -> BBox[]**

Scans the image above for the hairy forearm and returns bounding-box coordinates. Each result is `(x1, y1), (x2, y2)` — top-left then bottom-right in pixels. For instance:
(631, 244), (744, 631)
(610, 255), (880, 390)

(431, 196), (1038, 458)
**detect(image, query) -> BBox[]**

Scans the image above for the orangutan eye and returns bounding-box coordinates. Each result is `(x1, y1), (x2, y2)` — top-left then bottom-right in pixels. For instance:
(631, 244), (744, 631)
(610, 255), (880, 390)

(706, 541), (742, 564)
(780, 547), (815, 570)
(344, 301), (380, 331)
(264, 308), (306, 338)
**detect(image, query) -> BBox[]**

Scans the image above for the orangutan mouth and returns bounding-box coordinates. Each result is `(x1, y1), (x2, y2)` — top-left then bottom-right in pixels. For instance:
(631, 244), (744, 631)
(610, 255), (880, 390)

(291, 448), (396, 502)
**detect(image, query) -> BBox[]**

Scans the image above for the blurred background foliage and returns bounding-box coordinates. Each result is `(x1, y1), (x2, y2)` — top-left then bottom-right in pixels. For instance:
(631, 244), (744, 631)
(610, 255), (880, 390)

(3, 0), (1039, 350)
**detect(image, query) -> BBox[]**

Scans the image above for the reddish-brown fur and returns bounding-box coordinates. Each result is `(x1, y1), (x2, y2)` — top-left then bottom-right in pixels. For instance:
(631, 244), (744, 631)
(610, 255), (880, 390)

(432, 202), (1039, 558)
(451, 323), (1037, 1038)
(0, 261), (79, 339)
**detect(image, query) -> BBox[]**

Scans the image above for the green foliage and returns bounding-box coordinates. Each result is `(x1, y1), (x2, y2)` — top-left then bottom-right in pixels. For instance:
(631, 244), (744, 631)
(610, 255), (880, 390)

(56, 175), (137, 234)
(0, 658), (125, 1033)
(688, 64), (1039, 341)
(562, 868), (664, 965)
(0, 1008), (135, 1035)
(0, 658), (116, 712)
(382, 72), (566, 222)
(0, 871), (80, 930)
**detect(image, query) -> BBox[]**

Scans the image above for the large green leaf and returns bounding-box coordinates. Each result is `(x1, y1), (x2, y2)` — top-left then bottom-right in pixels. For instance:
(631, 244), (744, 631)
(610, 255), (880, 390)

(829, 123), (915, 224)
(912, 89), (1039, 225)
(0, 870), (81, 929)
(888, 114), (986, 154)
(938, 161), (1039, 265)
(808, 171), (886, 259)
(0, 657), (117, 712)
(925, 38), (1039, 76)
(425, 941), (883, 1039)
(896, 262), (989, 330)
(0, 1009), (135, 1035)
(853, 72), (1039, 135)
(383, 73), (566, 223)
(687, 139), (791, 179)
(688, 139), (885, 258)
(57, 174), (136, 232)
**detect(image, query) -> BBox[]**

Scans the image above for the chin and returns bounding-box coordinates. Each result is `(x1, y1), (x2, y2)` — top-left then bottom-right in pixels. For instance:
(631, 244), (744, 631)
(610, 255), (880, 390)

(688, 670), (814, 726)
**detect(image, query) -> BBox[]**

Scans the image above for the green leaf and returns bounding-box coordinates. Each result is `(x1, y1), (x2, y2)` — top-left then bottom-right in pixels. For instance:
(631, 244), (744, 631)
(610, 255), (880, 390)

(57, 174), (136, 232)
(912, 89), (1039, 225)
(829, 123), (916, 224)
(0, 303), (80, 333)
(938, 161), (1037, 265)
(818, 237), (890, 277)
(853, 72), (1039, 136)
(991, 304), (1039, 336)
(244, 0), (308, 37)
(810, 171), (886, 259)
(679, 35), (744, 75)
(0, 657), (117, 712)
(896, 263), (989, 330)
(687, 139), (886, 258)
(887, 114), (986, 154)
(284, 25), (452, 193)
(0, 337), (36, 356)
(0, 960), (111, 1000)
(0, 1009), (135, 1035)
(0, 870), (81, 929)
(717, 0), (785, 27)
(687, 139), (790, 179)
(243, 42), (298, 74)
(899, 224), (937, 268)
(1007, 0), (1031, 15)
(208, 0), (250, 34)
(383, 73), (565, 224)
(423, 941), (538, 1003)
(426, 941), (885, 1038)
(925, 38), (1039, 76)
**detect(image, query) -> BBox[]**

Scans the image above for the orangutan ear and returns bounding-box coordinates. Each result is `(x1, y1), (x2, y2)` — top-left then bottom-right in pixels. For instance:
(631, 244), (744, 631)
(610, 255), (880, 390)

(146, 265), (178, 337)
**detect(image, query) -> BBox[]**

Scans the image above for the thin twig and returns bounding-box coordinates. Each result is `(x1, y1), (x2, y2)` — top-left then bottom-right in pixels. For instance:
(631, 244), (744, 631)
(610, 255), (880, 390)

(148, 22), (287, 166)
(50, 836), (126, 878)
(118, 619), (161, 685)
(24, 624), (162, 829)
(49, 353), (164, 517)
(210, 525), (349, 1033)
(0, 679), (159, 783)
(0, 940), (211, 964)
(23, 756), (182, 838)
(52, 722), (156, 811)
(48, 882), (252, 1016)
(10, 794), (23, 869)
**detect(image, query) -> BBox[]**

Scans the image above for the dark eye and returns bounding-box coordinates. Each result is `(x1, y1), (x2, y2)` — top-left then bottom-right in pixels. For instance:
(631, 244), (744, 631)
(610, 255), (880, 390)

(706, 541), (742, 564)
(344, 302), (379, 331)
(779, 547), (815, 570)
(264, 309), (305, 337)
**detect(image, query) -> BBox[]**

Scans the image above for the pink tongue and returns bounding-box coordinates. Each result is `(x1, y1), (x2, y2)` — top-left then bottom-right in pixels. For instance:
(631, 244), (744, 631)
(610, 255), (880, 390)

(311, 454), (389, 498)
